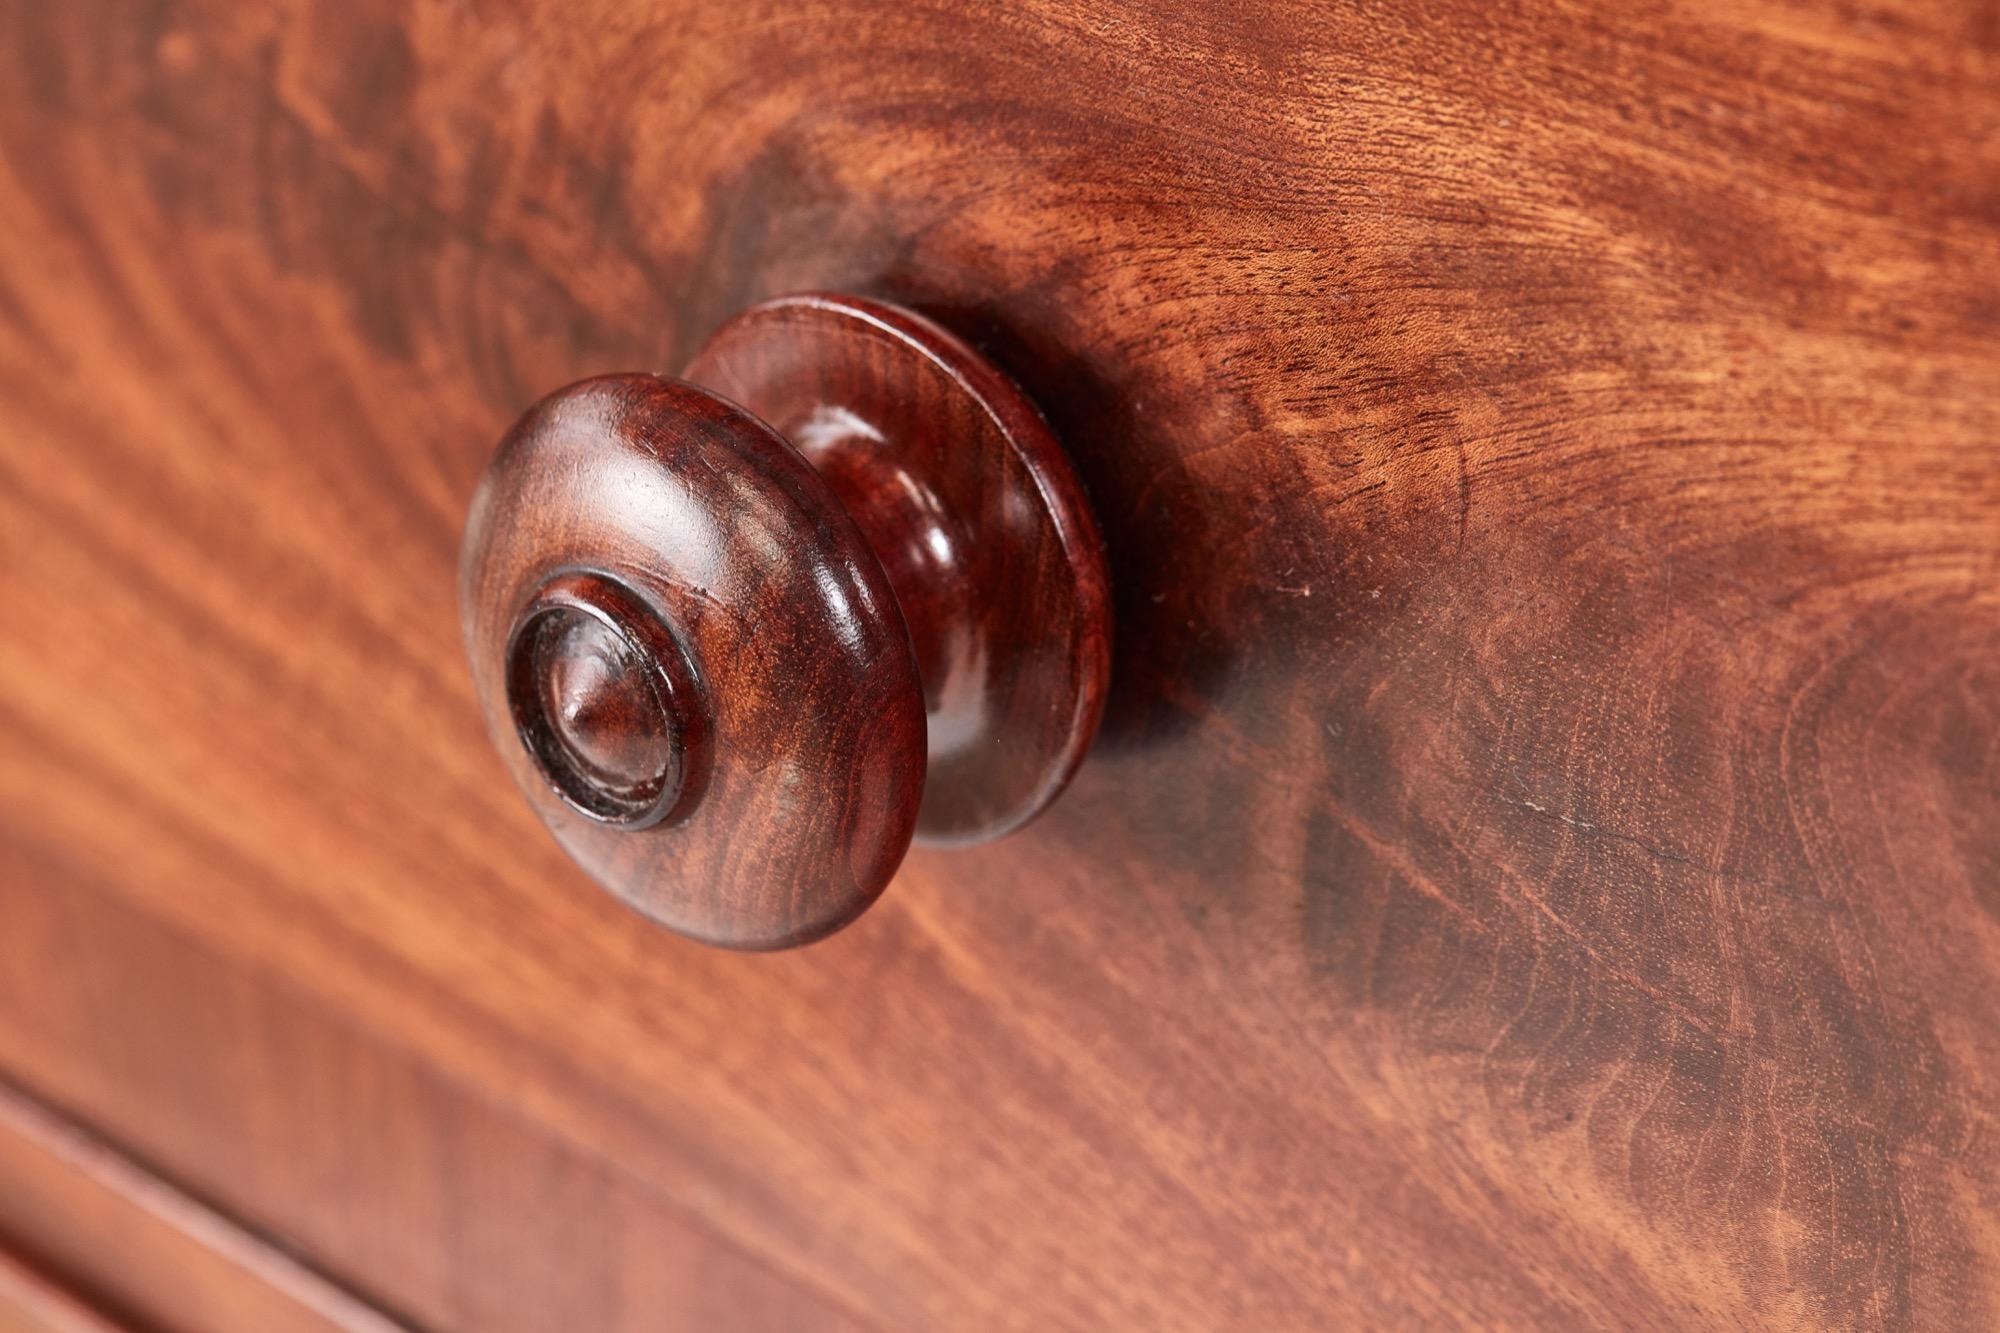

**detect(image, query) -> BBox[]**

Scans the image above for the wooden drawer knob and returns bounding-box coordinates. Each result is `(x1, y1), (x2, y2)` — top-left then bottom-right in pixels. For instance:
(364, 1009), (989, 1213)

(460, 293), (1112, 949)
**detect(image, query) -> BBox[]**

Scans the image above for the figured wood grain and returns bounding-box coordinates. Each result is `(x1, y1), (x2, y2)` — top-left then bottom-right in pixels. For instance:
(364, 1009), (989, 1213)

(0, 844), (878, 1333)
(0, 0), (1995, 1329)
(0, 1078), (405, 1333)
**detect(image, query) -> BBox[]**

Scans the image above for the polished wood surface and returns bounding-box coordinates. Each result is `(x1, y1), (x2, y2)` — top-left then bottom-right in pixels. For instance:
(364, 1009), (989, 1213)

(0, 0), (1995, 1328)
(683, 294), (1112, 848)
(0, 1080), (404, 1333)
(504, 567), (715, 832)
(0, 1251), (124, 1333)
(0, 877), (873, 1332)
(465, 373), (927, 947)
(462, 295), (1109, 947)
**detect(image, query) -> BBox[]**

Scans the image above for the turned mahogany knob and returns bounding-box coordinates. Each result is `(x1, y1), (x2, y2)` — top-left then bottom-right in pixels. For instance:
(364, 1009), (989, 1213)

(460, 293), (1112, 949)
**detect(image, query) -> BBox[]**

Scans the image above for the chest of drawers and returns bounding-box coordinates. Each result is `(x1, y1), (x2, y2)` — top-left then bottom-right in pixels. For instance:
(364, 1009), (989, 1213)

(0, 1), (1996, 1328)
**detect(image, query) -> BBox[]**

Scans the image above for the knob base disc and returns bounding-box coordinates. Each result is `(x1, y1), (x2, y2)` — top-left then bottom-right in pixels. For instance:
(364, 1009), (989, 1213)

(687, 293), (1112, 846)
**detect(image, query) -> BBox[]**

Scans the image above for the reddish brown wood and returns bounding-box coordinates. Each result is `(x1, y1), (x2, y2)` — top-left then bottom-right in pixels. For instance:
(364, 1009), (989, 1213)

(0, 0), (1995, 1329)
(0, 1080), (405, 1333)
(505, 568), (711, 829)
(461, 294), (1111, 948)
(0, 1251), (125, 1333)
(0, 859), (875, 1333)
(687, 294), (1114, 845)
(462, 372), (926, 948)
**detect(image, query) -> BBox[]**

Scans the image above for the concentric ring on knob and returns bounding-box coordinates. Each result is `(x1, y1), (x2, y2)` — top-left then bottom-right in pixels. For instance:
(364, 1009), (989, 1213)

(504, 570), (708, 829)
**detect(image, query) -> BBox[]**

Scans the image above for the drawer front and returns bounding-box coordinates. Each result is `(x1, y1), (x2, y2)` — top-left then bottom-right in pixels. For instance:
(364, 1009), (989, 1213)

(0, 1080), (401, 1333)
(0, 1251), (121, 1333)
(0, 1), (1996, 1329)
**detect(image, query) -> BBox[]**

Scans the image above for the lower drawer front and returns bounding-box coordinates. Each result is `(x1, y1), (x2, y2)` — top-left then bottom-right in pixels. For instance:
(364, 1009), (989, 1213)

(0, 1080), (403, 1333)
(0, 1249), (121, 1333)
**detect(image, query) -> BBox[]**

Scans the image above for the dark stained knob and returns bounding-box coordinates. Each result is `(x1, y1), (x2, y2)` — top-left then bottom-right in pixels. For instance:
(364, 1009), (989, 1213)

(460, 293), (1112, 949)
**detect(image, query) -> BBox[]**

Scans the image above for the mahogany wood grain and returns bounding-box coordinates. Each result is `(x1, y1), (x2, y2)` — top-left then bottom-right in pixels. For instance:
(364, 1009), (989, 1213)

(0, 1079), (405, 1333)
(0, 1252), (124, 1333)
(0, 851), (877, 1333)
(0, 0), (1995, 1329)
